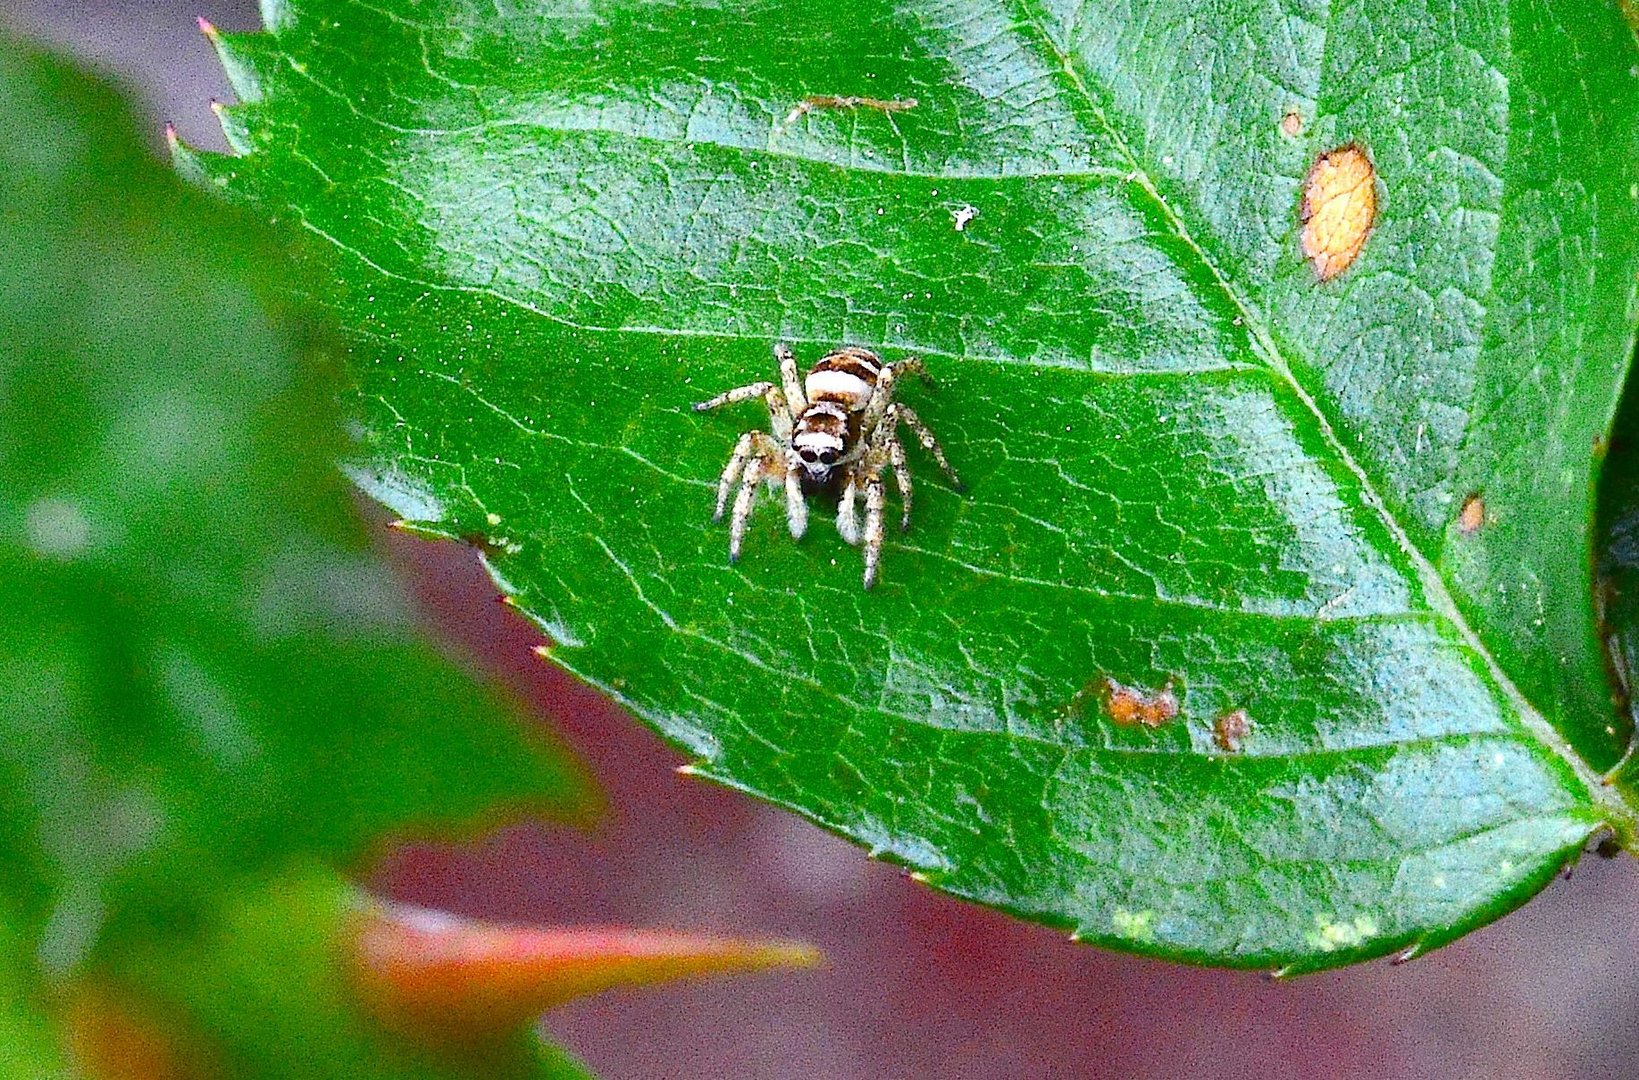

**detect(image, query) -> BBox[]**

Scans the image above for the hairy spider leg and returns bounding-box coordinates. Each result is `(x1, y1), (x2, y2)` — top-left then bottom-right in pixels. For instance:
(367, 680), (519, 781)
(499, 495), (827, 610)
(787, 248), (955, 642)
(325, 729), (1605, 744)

(836, 467), (861, 545)
(699, 380), (807, 540)
(760, 387), (807, 538)
(862, 468), (889, 589)
(887, 429), (913, 530)
(774, 342), (808, 414)
(729, 453), (770, 561)
(712, 430), (780, 522)
(858, 356), (934, 439)
(694, 380), (776, 413)
(889, 402), (961, 488)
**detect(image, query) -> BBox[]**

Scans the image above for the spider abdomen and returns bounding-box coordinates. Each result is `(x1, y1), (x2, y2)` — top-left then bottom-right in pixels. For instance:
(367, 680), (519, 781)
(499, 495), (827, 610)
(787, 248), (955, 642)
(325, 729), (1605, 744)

(803, 346), (882, 409)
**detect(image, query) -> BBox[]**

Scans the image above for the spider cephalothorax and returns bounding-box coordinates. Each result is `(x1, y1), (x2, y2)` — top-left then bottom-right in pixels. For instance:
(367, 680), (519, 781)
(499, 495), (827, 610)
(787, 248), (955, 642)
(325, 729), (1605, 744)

(694, 342), (961, 588)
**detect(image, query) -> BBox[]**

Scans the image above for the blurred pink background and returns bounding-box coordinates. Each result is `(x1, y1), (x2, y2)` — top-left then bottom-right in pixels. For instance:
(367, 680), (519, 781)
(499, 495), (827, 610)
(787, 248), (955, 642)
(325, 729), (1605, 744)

(9, 3), (1638, 1076)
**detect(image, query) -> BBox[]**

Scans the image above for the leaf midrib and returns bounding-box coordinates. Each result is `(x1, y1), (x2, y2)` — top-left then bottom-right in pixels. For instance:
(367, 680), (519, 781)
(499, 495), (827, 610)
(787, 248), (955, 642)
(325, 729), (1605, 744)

(1002, 0), (1635, 833)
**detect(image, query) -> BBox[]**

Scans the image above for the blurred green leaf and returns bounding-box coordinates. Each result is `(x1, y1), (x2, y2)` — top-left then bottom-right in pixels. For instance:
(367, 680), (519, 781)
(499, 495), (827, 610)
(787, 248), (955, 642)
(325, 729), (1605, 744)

(112, 865), (601, 1080)
(0, 921), (66, 1080)
(0, 36), (593, 1075)
(195, 0), (1639, 970)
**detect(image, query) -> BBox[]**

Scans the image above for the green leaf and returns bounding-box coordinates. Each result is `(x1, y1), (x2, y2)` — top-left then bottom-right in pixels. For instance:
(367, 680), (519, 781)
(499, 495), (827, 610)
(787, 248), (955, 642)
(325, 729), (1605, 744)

(0, 35), (592, 1071)
(197, 0), (1639, 970)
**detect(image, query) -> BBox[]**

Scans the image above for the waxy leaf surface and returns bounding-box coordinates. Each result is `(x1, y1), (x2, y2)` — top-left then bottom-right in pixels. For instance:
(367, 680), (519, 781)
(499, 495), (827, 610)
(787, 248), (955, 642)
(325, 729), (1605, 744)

(197, 0), (1639, 969)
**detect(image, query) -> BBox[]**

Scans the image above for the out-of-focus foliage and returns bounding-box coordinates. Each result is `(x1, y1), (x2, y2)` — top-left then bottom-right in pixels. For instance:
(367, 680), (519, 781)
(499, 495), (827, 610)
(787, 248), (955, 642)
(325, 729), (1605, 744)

(0, 37), (596, 1076)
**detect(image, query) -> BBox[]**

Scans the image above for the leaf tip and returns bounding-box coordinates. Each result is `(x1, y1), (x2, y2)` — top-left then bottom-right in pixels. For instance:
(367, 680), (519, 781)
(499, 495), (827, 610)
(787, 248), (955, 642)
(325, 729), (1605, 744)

(195, 15), (220, 41)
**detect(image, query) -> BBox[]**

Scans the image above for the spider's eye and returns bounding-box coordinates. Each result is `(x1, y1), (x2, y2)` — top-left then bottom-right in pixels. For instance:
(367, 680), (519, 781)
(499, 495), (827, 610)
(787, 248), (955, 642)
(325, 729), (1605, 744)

(799, 448), (818, 463)
(818, 449), (838, 464)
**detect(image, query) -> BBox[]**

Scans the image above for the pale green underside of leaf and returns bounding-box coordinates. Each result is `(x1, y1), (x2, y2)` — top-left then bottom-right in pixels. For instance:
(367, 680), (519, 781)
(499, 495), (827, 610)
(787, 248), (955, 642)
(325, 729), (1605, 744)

(194, 0), (1639, 969)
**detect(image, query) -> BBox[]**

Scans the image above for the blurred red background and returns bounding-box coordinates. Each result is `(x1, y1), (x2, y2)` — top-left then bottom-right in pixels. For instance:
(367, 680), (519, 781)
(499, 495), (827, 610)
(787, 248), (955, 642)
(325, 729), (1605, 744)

(10, 4), (1639, 1076)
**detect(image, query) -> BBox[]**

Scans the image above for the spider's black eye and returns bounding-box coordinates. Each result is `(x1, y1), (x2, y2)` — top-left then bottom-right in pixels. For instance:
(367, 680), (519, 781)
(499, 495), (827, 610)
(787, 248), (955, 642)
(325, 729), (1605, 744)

(818, 449), (838, 464)
(799, 448), (818, 463)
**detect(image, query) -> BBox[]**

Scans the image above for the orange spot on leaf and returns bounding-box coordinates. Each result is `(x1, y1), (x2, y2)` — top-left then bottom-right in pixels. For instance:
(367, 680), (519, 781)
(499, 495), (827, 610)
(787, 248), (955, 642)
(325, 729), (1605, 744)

(352, 903), (819, 1044)
(1099, 678), (1179, 729)
(1458, 492), (1485, 535)
(1280, 108), (1303, 137)
(1301, 144), (1377, 280)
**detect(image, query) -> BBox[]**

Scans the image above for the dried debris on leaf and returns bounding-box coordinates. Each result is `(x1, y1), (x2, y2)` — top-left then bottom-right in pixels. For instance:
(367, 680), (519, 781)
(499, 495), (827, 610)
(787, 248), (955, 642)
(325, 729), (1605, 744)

(781, 94), (918, 129)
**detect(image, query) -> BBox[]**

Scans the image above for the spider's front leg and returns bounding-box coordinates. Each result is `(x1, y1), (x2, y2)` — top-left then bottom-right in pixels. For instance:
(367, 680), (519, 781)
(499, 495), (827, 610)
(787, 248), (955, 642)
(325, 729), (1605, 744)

(764, 384), (807, 541)
(840, 432), (894, 588)
(700, 375), (807, 549)
(774, 342), (808, 414)
(836, 466), (861, 545)
(726, 437), (786, 561)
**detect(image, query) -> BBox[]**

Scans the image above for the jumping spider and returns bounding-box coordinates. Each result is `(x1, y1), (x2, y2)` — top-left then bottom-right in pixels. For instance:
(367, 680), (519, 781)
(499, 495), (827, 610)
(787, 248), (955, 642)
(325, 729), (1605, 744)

(694, 342), (962, 589)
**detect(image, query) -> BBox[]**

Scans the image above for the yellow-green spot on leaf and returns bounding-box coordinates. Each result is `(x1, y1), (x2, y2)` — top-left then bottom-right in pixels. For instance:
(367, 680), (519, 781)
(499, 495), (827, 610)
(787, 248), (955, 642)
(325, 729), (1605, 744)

(1111, 908), (1156, 942)
(1306, 915), (1380, 953)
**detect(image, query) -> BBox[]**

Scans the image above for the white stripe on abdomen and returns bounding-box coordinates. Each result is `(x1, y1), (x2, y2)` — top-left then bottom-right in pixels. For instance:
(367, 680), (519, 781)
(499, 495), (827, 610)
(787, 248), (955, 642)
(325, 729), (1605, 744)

(805, 369), (872, 406)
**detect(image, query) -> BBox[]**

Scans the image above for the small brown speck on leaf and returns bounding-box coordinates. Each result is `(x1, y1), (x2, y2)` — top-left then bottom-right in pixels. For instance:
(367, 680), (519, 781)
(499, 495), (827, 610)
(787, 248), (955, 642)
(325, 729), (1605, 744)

(1301, 143), (1377, 280)
(1281, 108), (1303, 137)
(1100, 678), (1179, 729)
(1457, 492), (1485, 535)
(1214, 709), (1251, 752)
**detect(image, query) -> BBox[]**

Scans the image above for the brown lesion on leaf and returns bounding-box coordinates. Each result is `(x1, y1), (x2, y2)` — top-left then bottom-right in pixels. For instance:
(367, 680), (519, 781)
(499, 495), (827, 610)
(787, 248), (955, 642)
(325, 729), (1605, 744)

(1457, 492), (1485, 535)
(1213, 709), (1251, 752)
(781, 94), (918, 129)
(1089, 677), (1180, 729)
(1301, 143), (1377, 281)
(1280, 108), (1303, 137)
